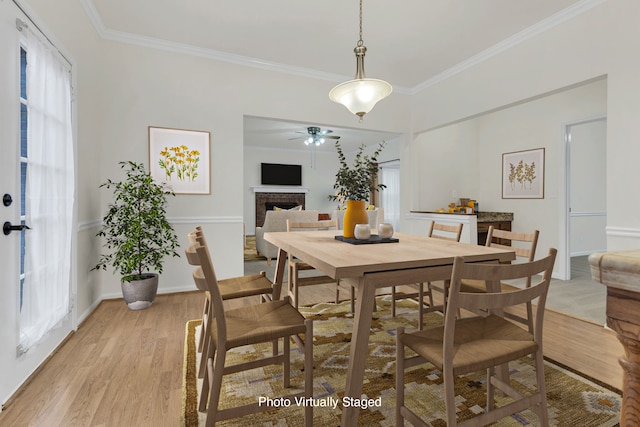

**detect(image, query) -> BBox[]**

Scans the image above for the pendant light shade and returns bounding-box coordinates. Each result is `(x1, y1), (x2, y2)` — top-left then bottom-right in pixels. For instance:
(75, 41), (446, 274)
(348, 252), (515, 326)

(329, 77), (392, 120)
(329, 0), (392, 121)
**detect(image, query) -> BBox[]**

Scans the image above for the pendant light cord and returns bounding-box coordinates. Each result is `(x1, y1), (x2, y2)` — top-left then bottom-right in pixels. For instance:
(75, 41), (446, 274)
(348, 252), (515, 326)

(357, 0), (364, 47)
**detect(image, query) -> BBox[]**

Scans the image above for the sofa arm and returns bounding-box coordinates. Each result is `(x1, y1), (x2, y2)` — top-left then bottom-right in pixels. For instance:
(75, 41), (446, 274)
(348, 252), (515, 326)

(255, 227), (278, 261)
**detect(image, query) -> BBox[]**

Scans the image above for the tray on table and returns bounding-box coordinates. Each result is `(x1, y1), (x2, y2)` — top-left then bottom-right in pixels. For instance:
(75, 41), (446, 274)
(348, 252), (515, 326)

(335, 235), (399, 245)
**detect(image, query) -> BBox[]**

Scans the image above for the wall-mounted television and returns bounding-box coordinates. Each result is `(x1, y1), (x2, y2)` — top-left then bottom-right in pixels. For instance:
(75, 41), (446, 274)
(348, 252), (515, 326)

(261, 163), (302, 186)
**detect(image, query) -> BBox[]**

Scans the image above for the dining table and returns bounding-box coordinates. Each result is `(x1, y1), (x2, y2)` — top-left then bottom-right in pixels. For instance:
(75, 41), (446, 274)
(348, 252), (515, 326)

(264, 229), (516, 426)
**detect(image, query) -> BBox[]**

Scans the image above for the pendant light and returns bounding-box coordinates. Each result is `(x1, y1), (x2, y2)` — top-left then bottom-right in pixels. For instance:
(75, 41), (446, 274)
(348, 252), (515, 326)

(329, 0), (392, 122)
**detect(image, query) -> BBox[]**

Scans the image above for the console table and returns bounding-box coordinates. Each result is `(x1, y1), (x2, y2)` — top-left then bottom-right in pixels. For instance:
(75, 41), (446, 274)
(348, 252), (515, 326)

(589, 249), (640, 425)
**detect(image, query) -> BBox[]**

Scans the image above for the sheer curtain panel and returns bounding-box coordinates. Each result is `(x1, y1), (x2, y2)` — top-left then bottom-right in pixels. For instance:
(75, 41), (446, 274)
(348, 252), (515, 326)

(379, 163), (400, 231)
(19, 28), (74, 352)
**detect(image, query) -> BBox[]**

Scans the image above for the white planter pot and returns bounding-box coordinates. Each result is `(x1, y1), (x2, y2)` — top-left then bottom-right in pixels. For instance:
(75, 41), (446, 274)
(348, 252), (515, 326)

(121, 273), (159, 310)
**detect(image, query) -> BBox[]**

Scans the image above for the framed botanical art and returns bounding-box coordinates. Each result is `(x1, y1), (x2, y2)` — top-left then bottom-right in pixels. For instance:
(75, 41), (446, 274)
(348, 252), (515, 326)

(502, 148), (545, 199)
(148, 126), (210, 194)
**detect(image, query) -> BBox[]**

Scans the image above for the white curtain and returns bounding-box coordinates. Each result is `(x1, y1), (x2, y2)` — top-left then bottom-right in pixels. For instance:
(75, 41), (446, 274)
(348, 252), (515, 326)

(379, 163), (400, 231)
(19, 28), (74, 352)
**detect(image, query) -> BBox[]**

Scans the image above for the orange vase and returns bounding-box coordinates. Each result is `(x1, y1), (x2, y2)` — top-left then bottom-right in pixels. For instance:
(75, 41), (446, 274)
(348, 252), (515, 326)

(343, 200), (369, 238)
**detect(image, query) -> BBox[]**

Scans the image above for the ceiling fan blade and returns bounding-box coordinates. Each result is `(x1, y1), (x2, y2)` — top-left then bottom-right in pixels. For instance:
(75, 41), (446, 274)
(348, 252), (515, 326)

(325, 135), (340, 139)
(288, 136), (305, 140)
(319, 129), (334, 135)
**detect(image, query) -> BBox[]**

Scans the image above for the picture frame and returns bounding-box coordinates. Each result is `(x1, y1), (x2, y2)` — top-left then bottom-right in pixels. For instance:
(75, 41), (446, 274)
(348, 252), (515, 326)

(502, 148), (544, 199)
(148, 126), (210, 195)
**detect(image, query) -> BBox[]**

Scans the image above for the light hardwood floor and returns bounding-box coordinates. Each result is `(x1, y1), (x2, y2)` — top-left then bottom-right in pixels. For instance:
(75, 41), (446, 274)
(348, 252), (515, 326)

(0, 278), (622, 426)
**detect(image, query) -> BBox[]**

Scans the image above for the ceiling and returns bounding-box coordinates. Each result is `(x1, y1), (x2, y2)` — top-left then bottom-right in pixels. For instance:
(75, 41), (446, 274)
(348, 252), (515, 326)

(85, 0), (588, 151)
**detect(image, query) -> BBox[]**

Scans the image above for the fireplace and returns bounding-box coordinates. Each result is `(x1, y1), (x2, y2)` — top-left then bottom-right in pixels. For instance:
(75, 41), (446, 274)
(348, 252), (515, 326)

(255, 192), (306, 227)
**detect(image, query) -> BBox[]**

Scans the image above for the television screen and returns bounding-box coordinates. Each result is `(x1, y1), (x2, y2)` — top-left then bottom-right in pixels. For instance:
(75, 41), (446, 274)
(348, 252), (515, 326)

(261, 163), (302, 186)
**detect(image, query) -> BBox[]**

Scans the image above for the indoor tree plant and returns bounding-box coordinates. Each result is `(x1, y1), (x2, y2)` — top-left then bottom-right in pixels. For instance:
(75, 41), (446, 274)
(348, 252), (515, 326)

(93, 161), (180, 310)
(329, 140), (386, 238)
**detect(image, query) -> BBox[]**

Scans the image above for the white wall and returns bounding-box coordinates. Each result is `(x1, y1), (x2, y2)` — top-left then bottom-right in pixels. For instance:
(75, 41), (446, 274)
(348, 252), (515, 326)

(407, 0), (640, 255)
(408, 79), (607, 277)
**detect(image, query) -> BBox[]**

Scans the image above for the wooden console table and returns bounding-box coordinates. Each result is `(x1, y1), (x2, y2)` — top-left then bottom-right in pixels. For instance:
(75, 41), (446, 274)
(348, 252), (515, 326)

(589, 249), (640, 425)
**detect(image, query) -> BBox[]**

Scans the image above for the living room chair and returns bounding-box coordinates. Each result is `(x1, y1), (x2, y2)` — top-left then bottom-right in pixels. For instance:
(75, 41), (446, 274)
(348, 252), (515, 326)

(390, 221), (463, 329)
(396, 248), (557, 427)
(285, 218), (353, 310)
(186, 227), (279, 379)
(188, 242), (314, 427)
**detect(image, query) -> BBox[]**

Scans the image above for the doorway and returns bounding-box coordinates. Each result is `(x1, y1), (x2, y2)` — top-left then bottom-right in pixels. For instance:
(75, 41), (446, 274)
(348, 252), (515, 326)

(564, 117), (607, 279)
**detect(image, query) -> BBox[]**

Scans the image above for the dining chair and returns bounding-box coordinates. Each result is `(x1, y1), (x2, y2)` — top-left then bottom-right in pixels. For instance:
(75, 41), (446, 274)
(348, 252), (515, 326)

(188, 242), (314, 427)
(458, 226), (539, 332)
(186, 227), (278, 379)
(396, 248), (557, 427)
(390, 221), (463, 329)
(286, 218), (352, 310)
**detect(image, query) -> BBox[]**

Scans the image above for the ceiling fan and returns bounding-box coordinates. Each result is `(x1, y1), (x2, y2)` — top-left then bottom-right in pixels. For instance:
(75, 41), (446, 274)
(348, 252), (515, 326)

(289, 126), (340, 146)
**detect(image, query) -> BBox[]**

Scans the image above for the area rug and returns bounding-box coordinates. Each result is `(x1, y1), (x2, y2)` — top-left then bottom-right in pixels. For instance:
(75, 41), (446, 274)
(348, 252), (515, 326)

(182, 297), (621, 426)
(244, 235), (267, 262)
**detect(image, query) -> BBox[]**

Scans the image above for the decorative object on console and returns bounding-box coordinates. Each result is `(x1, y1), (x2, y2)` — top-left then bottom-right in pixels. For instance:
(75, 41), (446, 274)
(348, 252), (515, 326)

(148, 126), (210, 194)
(502, 147), (545, 199)
(328, 0), (392, 121)
(329, 140), (386, 238)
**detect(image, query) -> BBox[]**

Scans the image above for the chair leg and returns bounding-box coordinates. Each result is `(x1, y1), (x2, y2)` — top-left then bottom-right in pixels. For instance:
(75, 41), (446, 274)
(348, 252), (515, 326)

(350, 285), (355, 314)
(283, 337), (290, 388)
(443, 366), (457, 426)
(535, 350), (550, 425)
(395, 327), (405, 427)
(198, 298), (209, 353)
(198, 314), (213, 379)
(391, 286), (397, 317)
(304, 319), (314, 427)
(418, 283), (425, 330)
(204, 349), (227, 427)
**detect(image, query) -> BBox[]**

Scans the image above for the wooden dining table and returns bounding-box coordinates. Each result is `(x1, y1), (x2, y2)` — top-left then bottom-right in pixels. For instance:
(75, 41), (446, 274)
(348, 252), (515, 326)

(264, 230), (516, 426)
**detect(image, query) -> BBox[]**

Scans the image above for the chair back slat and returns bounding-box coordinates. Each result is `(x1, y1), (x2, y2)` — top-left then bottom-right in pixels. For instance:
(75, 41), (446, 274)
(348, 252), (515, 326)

(486, 227), (539, 262)
(428, 222), (463, 242)
(286, 219), (338, 232)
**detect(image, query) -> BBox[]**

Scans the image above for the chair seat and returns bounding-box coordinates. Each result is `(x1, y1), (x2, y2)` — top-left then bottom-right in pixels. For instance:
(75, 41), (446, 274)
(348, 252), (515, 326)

(212, 299), (307, 350)
(400, 315), (537, 376)
(459, 279), (521, 294)
(219, 274), (273, 300)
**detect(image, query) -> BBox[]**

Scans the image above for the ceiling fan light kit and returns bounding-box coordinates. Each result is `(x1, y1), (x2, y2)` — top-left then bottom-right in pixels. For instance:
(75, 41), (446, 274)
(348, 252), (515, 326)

(291, 126), (340, 147)
(329, 0), (392, 121)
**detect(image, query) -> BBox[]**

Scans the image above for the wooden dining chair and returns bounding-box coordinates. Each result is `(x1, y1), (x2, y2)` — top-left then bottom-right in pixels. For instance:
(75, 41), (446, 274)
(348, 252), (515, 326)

(459, 226), (539, 332)
(396, 248), (557, 427)
(186, 227), (279, 379)
(286, 218), (352, 310)
(188, 242), (314, 427)
(390, 221), (463, 329)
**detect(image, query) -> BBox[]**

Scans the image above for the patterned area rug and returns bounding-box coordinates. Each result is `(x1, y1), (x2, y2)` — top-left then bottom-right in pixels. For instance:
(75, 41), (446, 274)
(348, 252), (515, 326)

(182, 297), (621, 426)
(244, 235), (267, 262)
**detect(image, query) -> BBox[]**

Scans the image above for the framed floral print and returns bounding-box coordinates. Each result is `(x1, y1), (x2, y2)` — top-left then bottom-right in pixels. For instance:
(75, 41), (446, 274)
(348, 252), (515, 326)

(502, 148), (544, 199)
(148, 126), (210, 194)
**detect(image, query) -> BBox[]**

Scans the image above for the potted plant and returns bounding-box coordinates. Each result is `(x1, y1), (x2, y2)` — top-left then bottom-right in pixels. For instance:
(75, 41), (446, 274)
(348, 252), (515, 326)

(93, 161), (180, 310)
(329, 140), (386, 238)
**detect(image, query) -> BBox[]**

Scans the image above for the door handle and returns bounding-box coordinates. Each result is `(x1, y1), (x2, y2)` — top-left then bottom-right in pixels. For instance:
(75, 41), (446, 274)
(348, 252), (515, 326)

(3, 221), (31, 236)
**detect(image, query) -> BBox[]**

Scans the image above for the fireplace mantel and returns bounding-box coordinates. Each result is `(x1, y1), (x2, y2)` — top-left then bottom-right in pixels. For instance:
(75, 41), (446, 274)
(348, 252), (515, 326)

(251, 186), (309, 194)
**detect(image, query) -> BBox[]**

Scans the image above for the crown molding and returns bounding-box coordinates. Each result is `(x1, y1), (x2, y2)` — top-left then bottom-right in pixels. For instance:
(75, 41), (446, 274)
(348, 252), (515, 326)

(81, 0), (603, 96)
(410, 0), (607, 95)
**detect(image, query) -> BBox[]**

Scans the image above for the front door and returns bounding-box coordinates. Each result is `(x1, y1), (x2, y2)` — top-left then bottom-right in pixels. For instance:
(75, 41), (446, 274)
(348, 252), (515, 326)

(0, 2), (74, 406)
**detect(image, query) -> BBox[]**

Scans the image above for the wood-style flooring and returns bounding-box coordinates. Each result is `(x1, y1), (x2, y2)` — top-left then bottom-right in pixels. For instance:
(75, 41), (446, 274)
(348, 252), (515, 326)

(0, 277), (623, 426)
